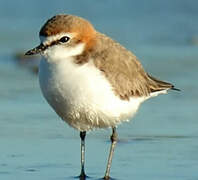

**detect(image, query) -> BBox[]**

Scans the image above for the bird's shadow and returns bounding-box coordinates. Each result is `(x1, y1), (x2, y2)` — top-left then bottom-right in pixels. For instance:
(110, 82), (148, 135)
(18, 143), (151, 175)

(73, 175), (117, 180)
(73, 175), (91, 180)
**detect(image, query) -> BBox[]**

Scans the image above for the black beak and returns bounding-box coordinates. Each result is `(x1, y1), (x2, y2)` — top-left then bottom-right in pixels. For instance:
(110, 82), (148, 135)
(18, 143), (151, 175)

(25, 43), (46, 56)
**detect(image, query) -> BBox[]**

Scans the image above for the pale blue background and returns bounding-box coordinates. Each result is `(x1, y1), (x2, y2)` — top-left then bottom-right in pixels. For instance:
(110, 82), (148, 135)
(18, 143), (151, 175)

(0, 0), (198, 179)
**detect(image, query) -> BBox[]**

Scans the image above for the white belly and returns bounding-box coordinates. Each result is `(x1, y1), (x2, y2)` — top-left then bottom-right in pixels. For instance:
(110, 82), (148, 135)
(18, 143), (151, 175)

(39, 58), (145, 131)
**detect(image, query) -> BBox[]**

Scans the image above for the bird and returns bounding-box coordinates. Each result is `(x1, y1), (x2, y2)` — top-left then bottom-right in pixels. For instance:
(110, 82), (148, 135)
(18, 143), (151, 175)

(25, 14), (179, 180)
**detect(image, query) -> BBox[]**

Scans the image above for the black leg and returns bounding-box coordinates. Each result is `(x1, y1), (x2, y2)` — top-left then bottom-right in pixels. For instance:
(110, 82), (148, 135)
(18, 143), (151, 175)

(103, 127), (118, 180)
(79, 131), (87, 180)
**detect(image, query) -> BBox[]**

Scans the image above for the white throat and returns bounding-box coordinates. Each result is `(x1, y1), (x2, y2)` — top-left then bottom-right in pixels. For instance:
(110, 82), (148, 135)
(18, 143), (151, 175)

(43, 43), (85, 63)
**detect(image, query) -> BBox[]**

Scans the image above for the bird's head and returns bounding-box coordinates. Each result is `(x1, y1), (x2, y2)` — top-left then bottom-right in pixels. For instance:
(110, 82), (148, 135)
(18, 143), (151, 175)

(25, 14), (96, 62)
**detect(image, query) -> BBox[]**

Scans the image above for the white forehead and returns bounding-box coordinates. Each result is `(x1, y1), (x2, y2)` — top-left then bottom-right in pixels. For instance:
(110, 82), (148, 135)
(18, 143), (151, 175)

(40, 32), (76, 45)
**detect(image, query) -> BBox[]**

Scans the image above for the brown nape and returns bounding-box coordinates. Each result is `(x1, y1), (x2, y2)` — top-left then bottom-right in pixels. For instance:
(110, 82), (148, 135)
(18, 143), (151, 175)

(73, 36), (96, 65)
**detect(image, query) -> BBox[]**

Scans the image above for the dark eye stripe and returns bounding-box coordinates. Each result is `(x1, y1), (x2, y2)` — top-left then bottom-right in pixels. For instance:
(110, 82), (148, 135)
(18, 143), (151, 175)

(50, 40), (60, 46)
(43, 40), (60, 49)
(42, 36), (70, 50)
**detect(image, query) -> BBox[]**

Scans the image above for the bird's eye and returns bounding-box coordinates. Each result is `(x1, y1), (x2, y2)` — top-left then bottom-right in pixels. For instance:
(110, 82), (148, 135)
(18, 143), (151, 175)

(59, 36), (70, 43)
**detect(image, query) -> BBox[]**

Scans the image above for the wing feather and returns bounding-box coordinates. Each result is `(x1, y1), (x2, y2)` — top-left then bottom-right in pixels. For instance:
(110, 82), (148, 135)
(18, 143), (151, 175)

(92, 33), (177, 100)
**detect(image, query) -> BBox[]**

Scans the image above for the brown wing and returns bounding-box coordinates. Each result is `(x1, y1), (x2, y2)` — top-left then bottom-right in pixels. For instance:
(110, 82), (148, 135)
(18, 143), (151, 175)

(93, 33), (176, 100)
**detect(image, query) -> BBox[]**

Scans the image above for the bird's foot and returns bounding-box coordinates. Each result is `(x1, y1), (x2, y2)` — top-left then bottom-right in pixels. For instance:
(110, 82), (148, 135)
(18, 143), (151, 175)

(102, 176), (116, 180)
(103, 176), (111, 180)
(78, 172), (88, 180)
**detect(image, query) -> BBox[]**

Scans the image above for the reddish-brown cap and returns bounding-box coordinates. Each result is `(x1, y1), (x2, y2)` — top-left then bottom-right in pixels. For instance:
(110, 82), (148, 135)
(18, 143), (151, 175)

(39, 14), (96, 49)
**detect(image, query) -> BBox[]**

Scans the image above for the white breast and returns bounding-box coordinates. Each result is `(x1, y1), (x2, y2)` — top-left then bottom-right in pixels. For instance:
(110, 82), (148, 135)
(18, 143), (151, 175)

(39, 57), (146, 131)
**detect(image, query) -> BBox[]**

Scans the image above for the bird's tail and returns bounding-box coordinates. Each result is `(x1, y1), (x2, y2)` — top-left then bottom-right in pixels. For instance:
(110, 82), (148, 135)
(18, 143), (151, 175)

(147, 74), (180, 93)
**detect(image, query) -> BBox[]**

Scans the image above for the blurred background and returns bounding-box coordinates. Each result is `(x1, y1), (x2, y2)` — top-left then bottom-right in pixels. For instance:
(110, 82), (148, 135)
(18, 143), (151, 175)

(0, 0), (198, 180)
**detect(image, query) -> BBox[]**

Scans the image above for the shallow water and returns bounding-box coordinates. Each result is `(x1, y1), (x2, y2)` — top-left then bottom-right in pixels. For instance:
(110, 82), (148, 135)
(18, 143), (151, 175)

(1, 0), (198, 180)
